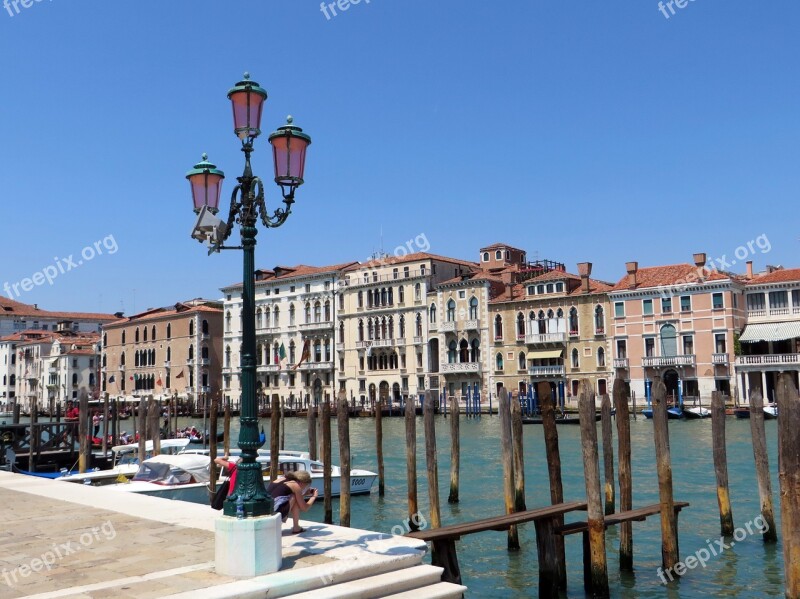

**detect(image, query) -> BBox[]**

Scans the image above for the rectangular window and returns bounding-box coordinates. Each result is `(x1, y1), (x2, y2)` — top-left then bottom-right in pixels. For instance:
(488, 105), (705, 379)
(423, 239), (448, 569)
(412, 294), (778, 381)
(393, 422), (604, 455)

(680, 296), (691, 312)
(617, 339), (627, 359)
(645, 338), (655, 357)
(289, 374), (295, 386)
(715, 333), (726, 354)
(614, 302), (625, 318)
(401, 353), (407, 368)
(401, 377), (408, 390)
(642, 299), (653, 315)
(458, 290), (466, 299)
(404, 267), (410, 278)
(393, 268), (398, 280)
(290, 286), (295, 293)
(712, 292), (724, 310)
(769, 290), (788, 309)
(417, 353), (423, 367)
(661, 297), (672, 313)
(683, 335), (694, 355)
(746, 293), (765, 311)
(324, 281), (330, 290)
(418, 376), (425, 390)
(305, 284), (311, 293)
(359, 379), (366, 391)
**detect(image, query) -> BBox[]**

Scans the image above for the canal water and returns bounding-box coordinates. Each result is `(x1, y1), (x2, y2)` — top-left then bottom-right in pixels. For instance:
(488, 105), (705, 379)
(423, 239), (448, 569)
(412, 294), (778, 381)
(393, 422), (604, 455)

(31, 411), (782, 597)
(202, 414), (782, 598)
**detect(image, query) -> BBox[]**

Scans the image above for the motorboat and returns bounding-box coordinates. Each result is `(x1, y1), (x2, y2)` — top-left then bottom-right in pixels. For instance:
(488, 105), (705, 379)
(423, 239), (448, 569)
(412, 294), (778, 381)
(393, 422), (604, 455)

(185, 448), (377, 497)
(640, 406), (684, 419)
(683, 406), (711, 419)
(106, 454), (213, 503)
(57, 438), (191, 486)
(763, 404), (778, 419)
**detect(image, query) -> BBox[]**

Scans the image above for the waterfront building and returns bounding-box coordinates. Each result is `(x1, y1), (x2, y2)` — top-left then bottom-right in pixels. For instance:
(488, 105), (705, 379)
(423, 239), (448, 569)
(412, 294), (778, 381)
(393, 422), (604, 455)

(101, 300), (223, 409)
(220, 263), (357, 408)
(608, 253), (746, 403)
(0, 323), (100, 413)
(0, 297), (116, 409)
(338, 253), (477, 406)
(737, 265), (800, 402)
(489, 257), (613, 404)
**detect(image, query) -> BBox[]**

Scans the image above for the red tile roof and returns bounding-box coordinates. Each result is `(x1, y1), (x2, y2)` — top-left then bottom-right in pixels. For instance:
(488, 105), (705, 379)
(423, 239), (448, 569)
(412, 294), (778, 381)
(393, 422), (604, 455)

(479, 242), (526, 253)
(609, 263), (731, 292)
(0, 297), (116, 321)
(344, 252), (477, 271)
(104, 302), (222, 327)
(747, 268), (800, 285)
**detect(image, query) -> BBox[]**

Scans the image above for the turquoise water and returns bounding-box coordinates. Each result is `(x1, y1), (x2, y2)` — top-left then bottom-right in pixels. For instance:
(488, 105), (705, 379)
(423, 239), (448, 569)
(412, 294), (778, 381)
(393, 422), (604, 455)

(33, 413), (783, 596)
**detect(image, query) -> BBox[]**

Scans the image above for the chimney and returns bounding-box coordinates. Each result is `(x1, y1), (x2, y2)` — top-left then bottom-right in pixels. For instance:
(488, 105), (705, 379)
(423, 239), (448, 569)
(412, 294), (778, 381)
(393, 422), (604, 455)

(693, 252), (707, 282)
(625, 261), (638, 289)
(746, 261), (753, 279)
(577, 262), (593, 293)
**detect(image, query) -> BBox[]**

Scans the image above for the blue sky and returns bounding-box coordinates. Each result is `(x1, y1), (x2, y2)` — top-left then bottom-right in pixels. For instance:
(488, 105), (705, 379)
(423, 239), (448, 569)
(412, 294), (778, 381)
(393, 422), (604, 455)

(1, 1), (797, 314)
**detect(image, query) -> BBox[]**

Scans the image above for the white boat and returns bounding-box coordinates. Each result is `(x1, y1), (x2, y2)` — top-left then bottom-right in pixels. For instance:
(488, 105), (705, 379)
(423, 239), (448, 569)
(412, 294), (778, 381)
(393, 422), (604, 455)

(107, 454), (214, 503)
(183, 448), (378, 497)
(764, 404), (778, 419)
(683, 406), (711, 419)
(58, 438), (191, 486)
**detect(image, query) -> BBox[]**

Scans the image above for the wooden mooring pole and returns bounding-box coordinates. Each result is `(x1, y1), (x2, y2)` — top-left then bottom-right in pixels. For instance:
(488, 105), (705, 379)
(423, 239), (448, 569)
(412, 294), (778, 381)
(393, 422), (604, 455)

(579, 382), (609, 597)
(270, 396), (280, 482)
(137, 396), (146, 466)
(322, 397), (333, 524)
(424, 390), (442, 530)
(149, 397), (160, 455)
(29, 395), (38, 473)
(224, 398), (231, 457)
(406, 389), (419, 528)
(209, 392), (219, 504)
(651, 380), (679, 572)
(280, 397), (285, 451)
(748, 388), (777, 542)
(777, 374), (800, 596)
(376, 394), (385, 497)
(613, 378), (633, 570)
(601, 394), (615, 516)
(510, 391), (526, 512)
(448, 394), (459, 504)
(102, 393), (109, 457)
(337, 390), (351, 528)
(498, 388), (519, 551)
(307, 396), (317, 460)
(711, 390), (734, 536)
(537, 382), (566, 594)
(79, 391), (89, 473)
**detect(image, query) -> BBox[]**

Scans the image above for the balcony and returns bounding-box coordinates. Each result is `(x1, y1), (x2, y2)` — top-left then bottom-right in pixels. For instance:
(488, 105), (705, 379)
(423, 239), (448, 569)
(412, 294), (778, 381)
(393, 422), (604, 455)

(735, 354), (800, 368)
(163, 361), (170, 368)
(528, 365), (566, 377)
(439, 322), (456, 333)
(222, 366), (234, 374)
(201, 333), (211, 341)
(770, 308), (791, 316)
(712, 353), (730, 365)
(413, 336), (423, 345)
(299, 321), (333, 332)
(525, 332), (567, 345)
(462, 319), (479, 331)
(429, 321), (438, 331)
(336, 342), (345, 351)
(118, 365), (125, 371)
(257, 365), (279, 373)
(199, 358), (210, 366)
(642, 355), (696, 368)
(297, 361), (334, 371)
(441, 362), (480, 374)
(342, 269), (429, 287)
(613, 358), (629, 369)
(256, 326), (281, 335)
(747, 310), (766, 318)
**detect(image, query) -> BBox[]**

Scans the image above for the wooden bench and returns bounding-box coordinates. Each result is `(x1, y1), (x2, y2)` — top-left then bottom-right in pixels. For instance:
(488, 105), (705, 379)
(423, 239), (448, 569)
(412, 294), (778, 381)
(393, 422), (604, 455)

(406, 500), (587, 585)
(555, 501), (690, 591)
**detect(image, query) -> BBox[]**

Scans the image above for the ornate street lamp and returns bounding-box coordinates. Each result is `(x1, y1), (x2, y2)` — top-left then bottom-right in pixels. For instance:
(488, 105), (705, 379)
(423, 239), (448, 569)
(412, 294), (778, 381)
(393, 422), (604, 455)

(186, 73), (311, 518)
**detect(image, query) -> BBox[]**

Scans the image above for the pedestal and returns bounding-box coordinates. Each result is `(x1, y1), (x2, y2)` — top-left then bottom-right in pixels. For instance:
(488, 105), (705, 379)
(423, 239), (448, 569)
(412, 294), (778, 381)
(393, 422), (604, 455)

(215, 513), (282, 577)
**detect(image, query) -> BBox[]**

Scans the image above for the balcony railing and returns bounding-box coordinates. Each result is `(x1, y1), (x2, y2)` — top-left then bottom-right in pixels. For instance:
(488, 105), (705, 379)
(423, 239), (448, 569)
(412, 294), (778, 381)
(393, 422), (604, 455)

(712, 353), (730, 365)
(222, 366), (234, 374)
(299, 321), (333, 331)
(342, 269), (429, 286)
(462, 319), (479, 331)
(528, 365), (566, 377)
(257, 365), (279, 373)
(735, 354), (800, 367)
(297, 361), (334, 371)
(441, 362), (480, 374)
(613, 358), (629, 369)
(439, 322), (456, 333)
(770, 308), (790, 316)
(336, 342), (345, 351)
(199, 358), (210, 366)
(525, 332), (567, 345)
(747, 309), (766, 318)
(642, 355), (696, 368)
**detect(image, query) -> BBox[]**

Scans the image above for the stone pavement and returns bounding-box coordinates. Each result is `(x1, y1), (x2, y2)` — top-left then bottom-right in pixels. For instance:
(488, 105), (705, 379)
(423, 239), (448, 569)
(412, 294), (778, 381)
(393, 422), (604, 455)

(0, 471), (428, 598)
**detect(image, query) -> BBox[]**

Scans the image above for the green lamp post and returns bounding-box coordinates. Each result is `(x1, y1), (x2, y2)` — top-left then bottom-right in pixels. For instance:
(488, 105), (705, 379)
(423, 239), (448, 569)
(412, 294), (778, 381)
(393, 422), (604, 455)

(186, 73), (311, 517)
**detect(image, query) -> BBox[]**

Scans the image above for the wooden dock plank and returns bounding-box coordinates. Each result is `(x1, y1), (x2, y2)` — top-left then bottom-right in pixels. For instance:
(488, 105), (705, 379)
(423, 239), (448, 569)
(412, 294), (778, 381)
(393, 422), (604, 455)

(555, 502), (690, 536)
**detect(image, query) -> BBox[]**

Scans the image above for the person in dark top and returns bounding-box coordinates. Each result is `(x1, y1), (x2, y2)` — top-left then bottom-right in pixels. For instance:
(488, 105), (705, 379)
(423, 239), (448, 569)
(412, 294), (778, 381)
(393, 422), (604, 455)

(267, 470), (318, 534)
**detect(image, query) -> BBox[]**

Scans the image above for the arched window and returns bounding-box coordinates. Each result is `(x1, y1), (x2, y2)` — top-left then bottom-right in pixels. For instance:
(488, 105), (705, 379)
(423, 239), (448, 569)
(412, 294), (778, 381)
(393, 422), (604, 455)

(256, 343), (263, 365)
(447, 299), (456, 322)
(189, 320), (194, 336)
(273, 342), (280, 364)
(483, 252), (490, 262)
(264, 306), (271, 329)
(314, 302), (321, 323)
(143, 327), (148, 342)
(305, 302), (312, 323)
(597, 347), (606, 367)
(289, 304), (296, 326)
(135, 327), (140, 343)
(166, 346), (171, 362)
(339, 321), (345, 342)
(202, 320), (209, 334)
(367, 319), (374, 340)
(661, 324), (677, 356)
(496, 352), (504, 370)
(494, 315), (503, 340)
(516, 312), (525, 337)
(518, 351), (526, 370)
(189, 344), (194, 360)
(495, 250), (502, 260)
(415, 283), (421, 301)
(166, 323), (171, 339)
(324, 301), (331, 321)
(325, 339), (331, 361)
(273, 306), (280, 327)
(399, 286), (405, 304)
(72, 373), (78, 386)
(429, 303), (436, 323)
(399, 315), (406, 338)
(388, 288), (394, 305)
(134, 351), (140, 367)
(225, 312), (231, 332)
(595, 305), (605, 333)
(358, 290), (364, 308)
(416, 313), (423, 337)
(381, 317), (388, 339)
(571, 348), (579, 368)
(470, 338), (480, 362)
(569, 307), (579, 335)
(103, 333), (107, 346)
(381, 288), (388, 306)
(459, 339), (469, 363)
(358, 319), (364, 342)
(448, 341), (457, 363)
(102, 354), (107, 367)
(538, 310), (547, 334)
(121, 331), (126, 344)
(313, 340), (322, 362)
(289, 341), (296, 363)
(225, 346), (231, 367)
(388, 316), (394, 339)
(469, 297), (478, 319)
(120, 353), (125, 366)
(151, 325), (156, 340)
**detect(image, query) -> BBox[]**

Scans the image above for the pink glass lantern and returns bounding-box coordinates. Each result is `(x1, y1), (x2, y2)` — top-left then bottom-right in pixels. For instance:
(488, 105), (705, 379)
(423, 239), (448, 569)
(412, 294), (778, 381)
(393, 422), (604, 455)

(186, 154), (225, 214)
(268, 116), (311, 189)
(227, 73), (268, 140)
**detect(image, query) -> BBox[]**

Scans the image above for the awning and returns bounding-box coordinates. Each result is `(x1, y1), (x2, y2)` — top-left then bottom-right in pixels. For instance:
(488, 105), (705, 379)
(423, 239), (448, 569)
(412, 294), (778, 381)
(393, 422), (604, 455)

(739, 322), (800, 343)
(527, 350), (563, 360)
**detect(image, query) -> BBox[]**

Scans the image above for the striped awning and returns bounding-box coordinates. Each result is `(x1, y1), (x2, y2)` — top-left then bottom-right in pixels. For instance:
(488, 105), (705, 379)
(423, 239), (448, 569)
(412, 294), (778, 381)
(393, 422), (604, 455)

(740, 322), (800, 343)
(527, 350), (563, 360)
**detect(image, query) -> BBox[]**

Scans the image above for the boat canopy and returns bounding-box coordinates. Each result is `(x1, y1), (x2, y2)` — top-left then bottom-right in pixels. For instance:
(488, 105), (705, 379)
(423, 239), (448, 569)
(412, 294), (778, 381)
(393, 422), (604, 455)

(133, 454), (210, 484)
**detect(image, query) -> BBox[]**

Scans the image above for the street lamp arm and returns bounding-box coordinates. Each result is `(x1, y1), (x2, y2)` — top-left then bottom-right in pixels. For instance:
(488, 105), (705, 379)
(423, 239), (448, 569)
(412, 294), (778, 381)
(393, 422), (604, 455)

(257, 193), (295, 229)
